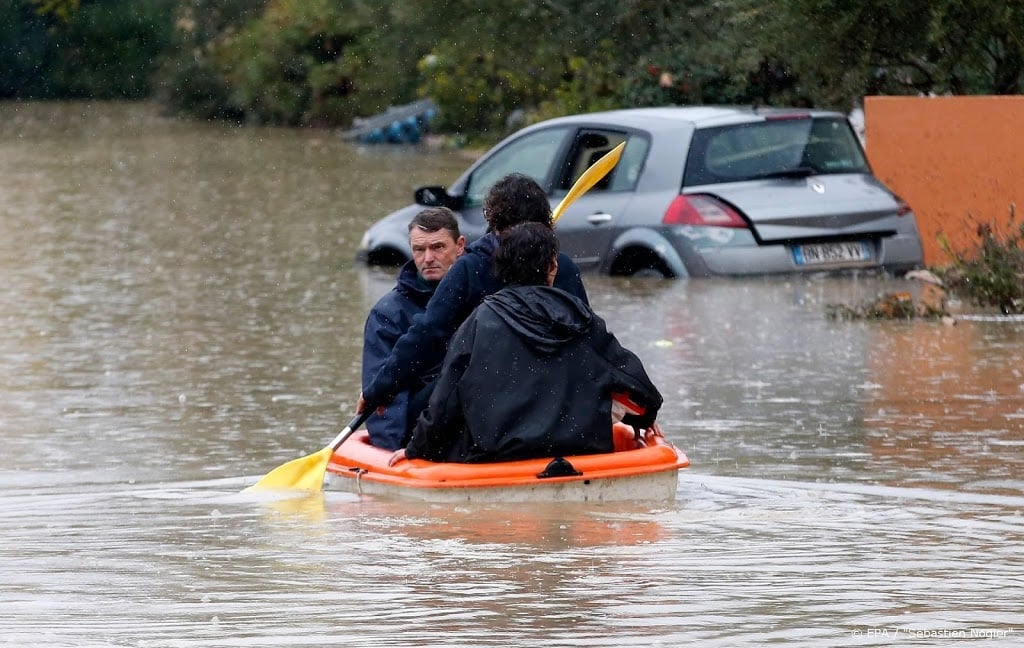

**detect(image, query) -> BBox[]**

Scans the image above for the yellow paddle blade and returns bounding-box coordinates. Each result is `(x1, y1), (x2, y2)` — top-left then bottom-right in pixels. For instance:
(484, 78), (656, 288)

(551, 141), (626, 224)
(243, 413), (370, 494)
(243, 446), (333, 493)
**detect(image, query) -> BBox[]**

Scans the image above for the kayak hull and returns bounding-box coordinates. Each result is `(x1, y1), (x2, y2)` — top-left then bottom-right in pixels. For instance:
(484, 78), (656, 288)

(325, 424), (689, 503)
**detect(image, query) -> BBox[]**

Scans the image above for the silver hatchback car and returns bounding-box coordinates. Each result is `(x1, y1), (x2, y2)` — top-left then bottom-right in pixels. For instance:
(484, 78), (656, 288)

(357, 106), (924, 278)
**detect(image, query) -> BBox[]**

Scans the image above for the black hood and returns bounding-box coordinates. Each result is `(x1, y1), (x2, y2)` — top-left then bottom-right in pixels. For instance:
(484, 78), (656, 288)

(482, 285), (592, 355)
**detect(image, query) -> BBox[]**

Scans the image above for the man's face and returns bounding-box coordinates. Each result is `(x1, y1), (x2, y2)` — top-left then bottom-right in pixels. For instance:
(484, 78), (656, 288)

(409, 227), (465, 282)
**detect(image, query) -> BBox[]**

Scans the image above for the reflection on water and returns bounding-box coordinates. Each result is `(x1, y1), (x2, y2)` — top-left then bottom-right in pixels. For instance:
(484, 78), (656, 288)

(1, 102), (1022, 646)
(864, 321), (1024, 494)
(4, 477), (1022, 647)
(591, 275), (1024, 497)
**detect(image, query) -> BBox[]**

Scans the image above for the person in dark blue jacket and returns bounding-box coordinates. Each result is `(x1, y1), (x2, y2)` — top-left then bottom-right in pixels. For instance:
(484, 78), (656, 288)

(357, 173), (589, 421)
(361, 207), (465, 449)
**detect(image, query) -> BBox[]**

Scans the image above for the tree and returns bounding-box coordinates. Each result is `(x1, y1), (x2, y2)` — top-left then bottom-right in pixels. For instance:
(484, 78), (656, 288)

(933, 1), (1024, 94)
(743, 0), (1024, 109)
(3, 0), (175, 98)
(10, 0), (1024, 135)
(29, 0), (80, 22)
(151, 0), (267, 120)
(46, 0), (177, 98)
(0, 2), (55, 97)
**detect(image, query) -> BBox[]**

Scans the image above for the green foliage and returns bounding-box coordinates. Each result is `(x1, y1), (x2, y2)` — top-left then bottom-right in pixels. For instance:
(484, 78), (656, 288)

(736, 0), (1024, 110)
(937, 207), (1024, 314)
(0, 2), (55, 97)
(3, 0), (174, 99)
(616, 2), (765, 106)
(412, 0), (565, 139)
(215, 0), (357, 125)
(46, 0), (177, 98)
(417, 46), (552, 138)
(158, 0), (414, 126)
(7, 0), (1024, 135)
(535, 49), (623, 120)
(29, 0), (80, 22)
(151, 0), (266, 119)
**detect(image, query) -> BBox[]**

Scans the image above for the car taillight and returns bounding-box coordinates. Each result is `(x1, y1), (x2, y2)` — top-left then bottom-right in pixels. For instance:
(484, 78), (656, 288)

(662, 194), (748, 228)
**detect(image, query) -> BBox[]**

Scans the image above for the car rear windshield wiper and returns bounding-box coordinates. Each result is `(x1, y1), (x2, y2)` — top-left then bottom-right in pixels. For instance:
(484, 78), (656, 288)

(751, 166), (818, 180)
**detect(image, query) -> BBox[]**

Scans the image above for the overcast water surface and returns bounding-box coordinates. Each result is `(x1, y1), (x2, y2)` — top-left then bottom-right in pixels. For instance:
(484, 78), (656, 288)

(1, 102), (1022, 647)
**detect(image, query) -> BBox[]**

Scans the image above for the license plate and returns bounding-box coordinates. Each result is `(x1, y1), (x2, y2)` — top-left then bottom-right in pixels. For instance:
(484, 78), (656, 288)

(793, 241), (870, 266)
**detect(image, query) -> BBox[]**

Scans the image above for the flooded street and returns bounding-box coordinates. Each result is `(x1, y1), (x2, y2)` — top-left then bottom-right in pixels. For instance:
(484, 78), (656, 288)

(2, 102), (1022, 646)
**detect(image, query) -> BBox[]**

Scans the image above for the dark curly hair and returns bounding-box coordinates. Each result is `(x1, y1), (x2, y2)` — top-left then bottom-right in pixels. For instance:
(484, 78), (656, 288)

(483, 173), (552, 232)
(493, 222), (559, 286)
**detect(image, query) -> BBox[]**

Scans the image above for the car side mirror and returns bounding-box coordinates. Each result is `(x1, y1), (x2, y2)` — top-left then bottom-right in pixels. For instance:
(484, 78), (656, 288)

(414, 186), (462, 210)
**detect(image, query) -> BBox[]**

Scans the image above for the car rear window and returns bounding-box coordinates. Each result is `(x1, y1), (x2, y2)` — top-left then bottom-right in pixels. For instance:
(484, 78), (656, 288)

(682, 117), (870, 186)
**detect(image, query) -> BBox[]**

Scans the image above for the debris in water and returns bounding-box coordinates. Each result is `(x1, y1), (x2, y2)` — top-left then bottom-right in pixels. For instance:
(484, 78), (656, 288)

(826, 272), (952, 321)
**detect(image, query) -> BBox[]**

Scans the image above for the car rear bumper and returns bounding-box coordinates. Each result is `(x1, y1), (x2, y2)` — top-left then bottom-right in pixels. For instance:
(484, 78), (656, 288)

(669, 227), (923, 277)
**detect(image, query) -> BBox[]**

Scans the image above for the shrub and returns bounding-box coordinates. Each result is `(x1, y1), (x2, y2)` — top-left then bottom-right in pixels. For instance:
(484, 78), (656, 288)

(936, 206), (1024, 314)
(417, 46), (551, 141)
(157, 0), (405, 127)
(50, 0), (176, 98)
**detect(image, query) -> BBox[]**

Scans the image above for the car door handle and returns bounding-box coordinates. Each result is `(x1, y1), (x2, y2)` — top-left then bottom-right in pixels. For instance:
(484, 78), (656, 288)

(587, 213), (613, 225)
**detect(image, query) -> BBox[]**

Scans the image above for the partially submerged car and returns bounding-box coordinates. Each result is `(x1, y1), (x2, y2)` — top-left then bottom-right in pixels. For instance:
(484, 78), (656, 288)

(357, 106), (924, 278)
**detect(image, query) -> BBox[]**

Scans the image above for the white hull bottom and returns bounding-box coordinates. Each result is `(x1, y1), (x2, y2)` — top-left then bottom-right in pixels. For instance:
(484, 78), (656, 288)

(324, 470), (679, 503)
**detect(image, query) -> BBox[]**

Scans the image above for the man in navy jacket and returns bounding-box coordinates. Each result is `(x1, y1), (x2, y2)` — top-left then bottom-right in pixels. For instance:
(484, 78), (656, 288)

(358, 173), (589, 422)
(361, 207), (464, 449)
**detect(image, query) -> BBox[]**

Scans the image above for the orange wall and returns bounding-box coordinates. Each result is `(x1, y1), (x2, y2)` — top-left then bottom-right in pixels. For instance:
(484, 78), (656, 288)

(864, 95), (1024, 266)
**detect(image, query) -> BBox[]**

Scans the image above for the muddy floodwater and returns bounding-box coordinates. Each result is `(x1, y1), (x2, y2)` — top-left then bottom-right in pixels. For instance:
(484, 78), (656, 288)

(2, 102), (1022, 647)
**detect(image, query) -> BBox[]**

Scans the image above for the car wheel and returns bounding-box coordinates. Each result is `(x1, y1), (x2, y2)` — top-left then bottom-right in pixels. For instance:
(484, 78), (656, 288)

(630, 267), (670, 279)
(365, 247), (409, 266)
(610, 248), (672, 278)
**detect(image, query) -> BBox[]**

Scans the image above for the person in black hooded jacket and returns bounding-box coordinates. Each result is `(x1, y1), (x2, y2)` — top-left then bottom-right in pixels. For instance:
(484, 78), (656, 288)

(390, 222), (662, 465)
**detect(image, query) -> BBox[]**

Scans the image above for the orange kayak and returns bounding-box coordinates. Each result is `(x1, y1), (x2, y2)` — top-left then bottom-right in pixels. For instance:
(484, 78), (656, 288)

(325, 423), (689, 503)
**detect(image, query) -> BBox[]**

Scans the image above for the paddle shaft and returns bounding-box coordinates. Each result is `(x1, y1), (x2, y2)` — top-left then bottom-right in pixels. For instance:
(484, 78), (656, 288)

(329, 410), (374, 451)
(243, 400), (373, 492)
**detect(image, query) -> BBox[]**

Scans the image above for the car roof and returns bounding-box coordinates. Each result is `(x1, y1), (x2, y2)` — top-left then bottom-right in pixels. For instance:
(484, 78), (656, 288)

(531, 105), (847, 132)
